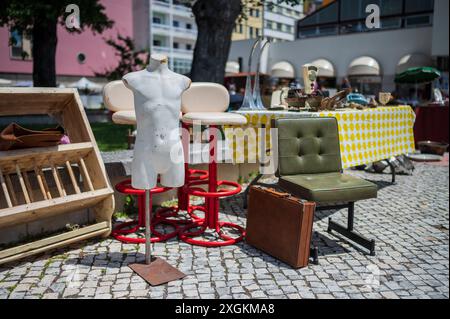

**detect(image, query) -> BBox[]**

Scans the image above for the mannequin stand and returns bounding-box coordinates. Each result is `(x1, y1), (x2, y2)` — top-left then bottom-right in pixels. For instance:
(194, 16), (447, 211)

(129, 190), (186, 286)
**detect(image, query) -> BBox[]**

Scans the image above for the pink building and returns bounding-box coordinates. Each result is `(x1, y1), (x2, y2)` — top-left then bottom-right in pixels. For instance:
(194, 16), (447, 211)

(0, 0), (147, 84)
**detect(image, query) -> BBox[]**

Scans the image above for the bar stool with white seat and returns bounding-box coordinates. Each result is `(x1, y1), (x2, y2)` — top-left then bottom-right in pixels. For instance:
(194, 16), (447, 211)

(179, 82), (248, 247)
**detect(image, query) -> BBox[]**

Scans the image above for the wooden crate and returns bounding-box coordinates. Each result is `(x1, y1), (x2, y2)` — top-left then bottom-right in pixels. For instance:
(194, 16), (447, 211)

(0, 88), (115, 265)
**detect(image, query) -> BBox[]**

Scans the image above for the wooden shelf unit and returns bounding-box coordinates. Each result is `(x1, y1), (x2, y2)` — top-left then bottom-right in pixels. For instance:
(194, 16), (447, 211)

(0, 88), (115, 265)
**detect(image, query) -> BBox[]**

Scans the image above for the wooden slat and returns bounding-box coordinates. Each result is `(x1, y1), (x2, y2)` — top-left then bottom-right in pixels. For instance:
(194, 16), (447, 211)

(50, 164), (65, 197)
(65, 161), (81, 194)
(0, 222), (109, 263)
(36, 167), (52, 200)
(34, 167), (48, 200)
(0, 188), (113, 228)
(0, 167), (12, 208)
(4, 175), (17, 206)
(22, 170), (35, 203)
(78, 158), (94, 192)
(15, 165), (31, 204)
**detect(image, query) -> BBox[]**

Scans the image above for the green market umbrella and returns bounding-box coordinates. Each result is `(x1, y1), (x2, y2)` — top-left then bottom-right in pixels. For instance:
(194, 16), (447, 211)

(395, 67), (441, 84)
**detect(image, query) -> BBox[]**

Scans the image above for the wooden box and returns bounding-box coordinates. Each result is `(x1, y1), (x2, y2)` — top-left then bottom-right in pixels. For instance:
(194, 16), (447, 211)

(0, 88), (115, 265)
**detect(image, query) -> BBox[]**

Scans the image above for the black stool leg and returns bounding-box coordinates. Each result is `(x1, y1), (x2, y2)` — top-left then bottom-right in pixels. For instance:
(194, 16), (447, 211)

(328, 202), (376, 256)
(310, 246), (319, 265)
(387, 159), (396, 184)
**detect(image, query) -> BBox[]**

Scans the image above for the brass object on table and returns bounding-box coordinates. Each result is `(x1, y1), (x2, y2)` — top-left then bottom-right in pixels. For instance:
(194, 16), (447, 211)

(285, 89), (307, 108)
(306, 96), (324, 111)
(368, 97), (378, 108)
(379, 92), (393, 106)
(319, 89), (352, 111)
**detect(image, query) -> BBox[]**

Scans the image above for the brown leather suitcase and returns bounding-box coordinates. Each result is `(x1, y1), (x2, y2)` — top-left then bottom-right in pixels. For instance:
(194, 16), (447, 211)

(246, 185), (317, 268)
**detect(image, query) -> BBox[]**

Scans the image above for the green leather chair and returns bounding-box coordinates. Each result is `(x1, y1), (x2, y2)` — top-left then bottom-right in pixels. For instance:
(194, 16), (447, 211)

(273, 117), (377, 256)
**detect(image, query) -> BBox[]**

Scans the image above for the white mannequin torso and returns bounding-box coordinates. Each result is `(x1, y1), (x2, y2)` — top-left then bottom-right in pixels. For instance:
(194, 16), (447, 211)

(123, 55), (191, 190)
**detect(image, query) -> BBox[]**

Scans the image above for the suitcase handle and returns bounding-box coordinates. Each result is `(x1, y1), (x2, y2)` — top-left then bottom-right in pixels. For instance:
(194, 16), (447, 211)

(264, 188), (291, 198)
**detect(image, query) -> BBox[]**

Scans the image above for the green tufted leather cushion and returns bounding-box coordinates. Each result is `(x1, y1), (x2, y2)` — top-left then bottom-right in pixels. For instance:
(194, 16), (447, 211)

(279, 173), (378, 203)
(274, 117), (378, 203)
(275, 117), (342, 176)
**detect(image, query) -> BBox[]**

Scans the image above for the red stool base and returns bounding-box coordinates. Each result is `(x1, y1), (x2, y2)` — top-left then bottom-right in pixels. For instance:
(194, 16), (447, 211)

(111, 217), (180, 244)
(179, 220), (246, 247)
(178, 183), (246, 247)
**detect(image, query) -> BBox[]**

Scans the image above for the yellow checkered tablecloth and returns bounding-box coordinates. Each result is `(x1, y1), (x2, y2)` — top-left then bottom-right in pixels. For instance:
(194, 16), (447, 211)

(226, 106), (416, 168)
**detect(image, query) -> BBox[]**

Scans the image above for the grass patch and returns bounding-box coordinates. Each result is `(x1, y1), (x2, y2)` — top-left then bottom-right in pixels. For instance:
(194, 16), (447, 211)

(90, 122), (134, 152)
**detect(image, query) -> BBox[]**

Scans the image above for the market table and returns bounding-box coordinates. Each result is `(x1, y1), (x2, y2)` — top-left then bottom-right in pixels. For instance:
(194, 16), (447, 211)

(225, 106), (416, 193)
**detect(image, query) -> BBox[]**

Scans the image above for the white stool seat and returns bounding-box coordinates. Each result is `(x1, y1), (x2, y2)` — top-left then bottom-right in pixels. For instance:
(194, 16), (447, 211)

(112, 110), (136, 125)
(182, 112), (247, 126)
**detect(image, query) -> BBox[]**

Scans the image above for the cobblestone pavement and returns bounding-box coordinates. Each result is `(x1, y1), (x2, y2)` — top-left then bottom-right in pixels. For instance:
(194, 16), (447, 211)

(0, 160), (448, 299)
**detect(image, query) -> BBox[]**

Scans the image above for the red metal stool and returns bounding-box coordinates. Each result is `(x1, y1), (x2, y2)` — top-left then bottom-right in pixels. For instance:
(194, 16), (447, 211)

(176, 122), (209, 220)
(179, 126), (245, 247)
(112, 179), (180, 244)
(177, 83), (248, 247)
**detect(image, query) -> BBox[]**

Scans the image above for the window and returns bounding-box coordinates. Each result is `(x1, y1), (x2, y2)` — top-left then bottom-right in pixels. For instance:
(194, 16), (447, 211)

(249, 26), (254, 38)
(186, 23), (192, 30)
(239, 24), (243, 33)
(250, 9), (254, 16)
(77, 52), (86, 64)
(405, 14), (433, 27)
(153, 39), (162, 47)
(186, 44), (192, 50)
(318, 25), (338, 36)
(298, 27), (317, 38)
(173, 58), (192, 75)
(405, 0), (434, 13)
(173, 42), (179, 49)
(153, 16), (162, 24)
(10, 29), (32, 60)
(256, 28), (260, 37)
(380, 17), (402, 29)
(255, 9), (260, 17)
(173, 20), (180, 27)
(285, 25), (293, 33)
(277, 23), (282, 31)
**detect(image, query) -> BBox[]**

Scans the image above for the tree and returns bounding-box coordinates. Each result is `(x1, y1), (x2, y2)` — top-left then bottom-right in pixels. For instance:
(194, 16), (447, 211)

(179, 0), (302, 83)
(0, 0), (113, 87)
(95, 34), (150, 81)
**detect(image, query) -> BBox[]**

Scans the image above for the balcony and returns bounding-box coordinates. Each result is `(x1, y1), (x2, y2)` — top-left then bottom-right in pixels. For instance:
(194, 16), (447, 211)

(152, 23), (172, 36)
(152, 0), (193, 18)
(152, 46), (194, 59)
(152, 23), (197, 40)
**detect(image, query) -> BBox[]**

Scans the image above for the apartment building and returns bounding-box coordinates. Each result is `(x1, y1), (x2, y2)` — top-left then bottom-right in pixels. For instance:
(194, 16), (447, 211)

(264, 0), (304, 42)
(232, 3), (264, 41)
(232, 1), (304, 42)
(151, 0), (304, 74)
(150, 0), (197, 74)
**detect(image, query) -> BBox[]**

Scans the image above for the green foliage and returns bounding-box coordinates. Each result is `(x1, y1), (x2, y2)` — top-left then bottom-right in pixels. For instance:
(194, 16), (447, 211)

(95, 34), (150, 81)
(123, 195), (137, 215)
(0, 0), (113, 33)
